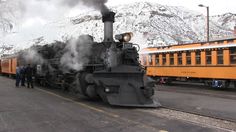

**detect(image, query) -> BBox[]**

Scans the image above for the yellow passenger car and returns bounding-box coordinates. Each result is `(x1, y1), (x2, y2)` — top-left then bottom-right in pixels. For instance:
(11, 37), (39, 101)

(140, 38), (236, 88)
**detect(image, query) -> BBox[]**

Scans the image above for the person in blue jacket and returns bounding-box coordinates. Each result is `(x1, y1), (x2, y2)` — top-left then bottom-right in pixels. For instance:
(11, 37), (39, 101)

(15, 65), (21, 87)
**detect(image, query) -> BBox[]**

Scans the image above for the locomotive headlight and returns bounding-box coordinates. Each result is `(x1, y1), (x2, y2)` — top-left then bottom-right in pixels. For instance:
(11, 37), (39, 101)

(123, 33), (132, 42)
(115, 32), (133, 42)
(105, 88), (110, 92)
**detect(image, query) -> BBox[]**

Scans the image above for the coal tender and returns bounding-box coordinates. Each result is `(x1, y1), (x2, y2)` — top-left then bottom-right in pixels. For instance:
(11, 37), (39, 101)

(36, 12), (161, 107)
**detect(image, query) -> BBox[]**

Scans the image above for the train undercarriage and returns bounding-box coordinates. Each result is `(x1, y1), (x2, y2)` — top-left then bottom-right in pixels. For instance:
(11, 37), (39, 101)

(153, 76), (236, 89)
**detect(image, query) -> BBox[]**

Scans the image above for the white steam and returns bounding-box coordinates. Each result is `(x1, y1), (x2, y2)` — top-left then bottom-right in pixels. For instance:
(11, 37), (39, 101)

(60, 0), (109, 13)
(22, 48), (45, 65)
(107, 44), (118, 67)
(60, 35), (93, 71)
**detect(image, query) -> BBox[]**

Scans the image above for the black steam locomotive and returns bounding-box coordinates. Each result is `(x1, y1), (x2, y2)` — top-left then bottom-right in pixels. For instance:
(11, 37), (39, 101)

(20, 12), (160, 107)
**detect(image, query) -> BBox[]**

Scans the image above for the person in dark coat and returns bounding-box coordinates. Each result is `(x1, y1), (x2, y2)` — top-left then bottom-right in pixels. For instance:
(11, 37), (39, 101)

(15, 66), (21, 87)
(20, 65), (26, 86)
(25, 64), (34, 88)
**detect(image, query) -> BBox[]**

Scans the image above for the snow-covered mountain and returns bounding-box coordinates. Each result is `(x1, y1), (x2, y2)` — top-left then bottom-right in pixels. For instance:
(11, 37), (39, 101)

(66, 2), (235, 47)
(1, 2), (236, 54)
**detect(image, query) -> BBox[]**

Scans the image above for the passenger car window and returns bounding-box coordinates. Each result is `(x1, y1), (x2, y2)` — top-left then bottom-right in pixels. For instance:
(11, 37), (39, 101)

(196, 51), (201, 65)
(206, 50), (212, 64)
(230, 48), (236, 64)
(217, 50), (223, 64)
(186, 51), (191, 65)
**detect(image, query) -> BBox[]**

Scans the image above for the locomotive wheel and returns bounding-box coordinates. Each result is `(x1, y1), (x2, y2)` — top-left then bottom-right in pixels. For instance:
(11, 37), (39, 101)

(75, 73), (85, 95)
(86, 85), (99, 99)
(75, 72), (93, 97)
(96, 81), (109, 103)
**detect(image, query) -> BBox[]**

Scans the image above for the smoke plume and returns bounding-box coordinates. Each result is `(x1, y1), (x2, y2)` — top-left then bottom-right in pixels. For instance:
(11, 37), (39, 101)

(106, 44), (118, 68)
(60, 0), (109, 14)
(60, 35), (93, 72)
(0, 0), (110, 30)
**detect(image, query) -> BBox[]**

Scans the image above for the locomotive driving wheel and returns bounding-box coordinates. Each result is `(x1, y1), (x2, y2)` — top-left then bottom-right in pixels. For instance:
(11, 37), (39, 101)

(75, 72), (99, 99)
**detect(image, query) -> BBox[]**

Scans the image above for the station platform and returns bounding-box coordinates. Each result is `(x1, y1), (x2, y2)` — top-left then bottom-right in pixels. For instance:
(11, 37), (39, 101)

(0, 76), (232, 132)
(156, 83), (236, 122)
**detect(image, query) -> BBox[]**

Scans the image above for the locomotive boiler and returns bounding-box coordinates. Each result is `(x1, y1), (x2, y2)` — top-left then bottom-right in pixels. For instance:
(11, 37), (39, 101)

(25, 12), (160, 107)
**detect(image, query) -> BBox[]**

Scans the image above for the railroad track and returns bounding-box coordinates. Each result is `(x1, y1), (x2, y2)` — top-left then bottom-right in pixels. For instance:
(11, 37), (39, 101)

(162, 106), (236, 123)
(155, 84), (236, 123)
(141, 107), (236, 132)
(153, 86), (236, 130)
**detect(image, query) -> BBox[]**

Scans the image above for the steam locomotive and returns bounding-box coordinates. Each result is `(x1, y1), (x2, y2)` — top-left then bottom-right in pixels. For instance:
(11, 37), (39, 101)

(1, 12), (160, 107)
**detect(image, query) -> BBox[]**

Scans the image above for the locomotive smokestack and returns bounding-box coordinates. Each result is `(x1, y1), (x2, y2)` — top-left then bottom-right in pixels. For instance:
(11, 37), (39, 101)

(102, 11), (115, 42)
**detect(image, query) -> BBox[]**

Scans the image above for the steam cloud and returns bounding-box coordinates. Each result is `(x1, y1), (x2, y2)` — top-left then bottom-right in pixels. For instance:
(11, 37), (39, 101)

(1, 0), (110, 28)
(21, 35), (93, 73)
(107, 44), (118, 67)
(60, 35), (93, 72)
(22, 48), (45, 65)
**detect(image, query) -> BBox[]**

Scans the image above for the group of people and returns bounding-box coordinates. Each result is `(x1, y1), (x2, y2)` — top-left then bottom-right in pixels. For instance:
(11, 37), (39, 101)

(16, 64), (34, 88)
